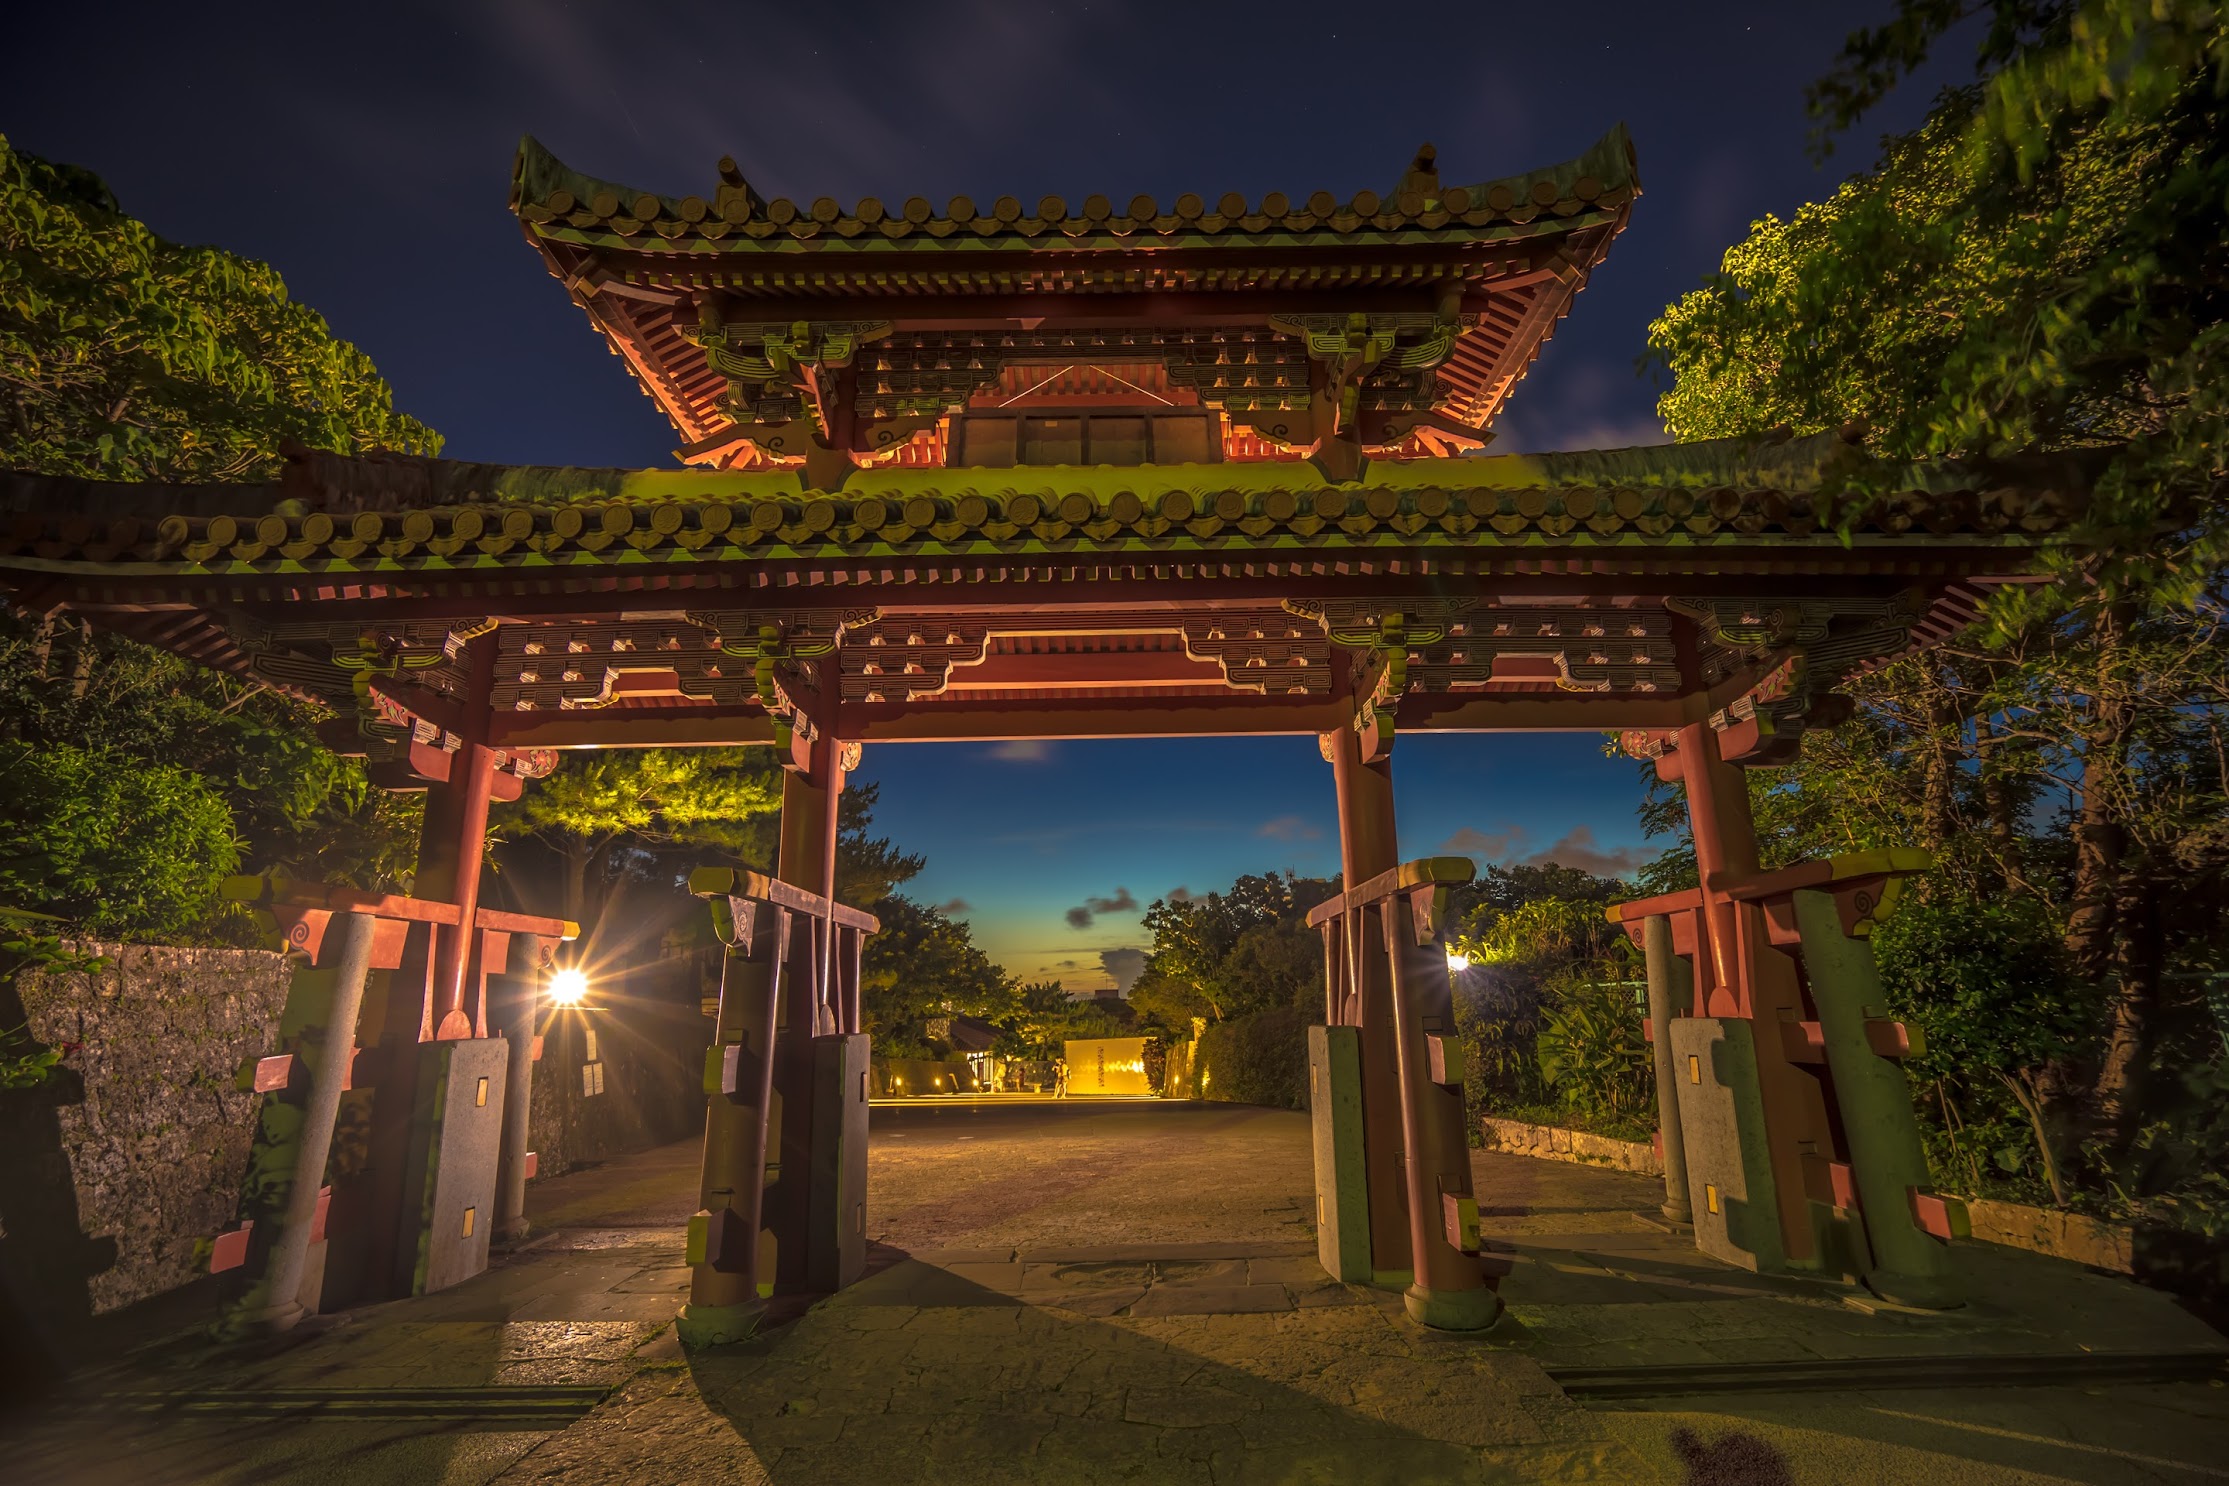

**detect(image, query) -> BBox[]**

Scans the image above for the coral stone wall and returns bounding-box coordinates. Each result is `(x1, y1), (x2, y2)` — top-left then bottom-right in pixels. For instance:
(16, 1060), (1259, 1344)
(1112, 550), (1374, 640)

(1, 943), (290, 1322)
(1479, 1115), (1664, 1175)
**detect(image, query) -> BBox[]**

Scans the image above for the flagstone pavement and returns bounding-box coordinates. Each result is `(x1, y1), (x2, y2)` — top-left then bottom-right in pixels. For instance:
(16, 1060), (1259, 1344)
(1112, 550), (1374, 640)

(6, 1098), (2226, 1484)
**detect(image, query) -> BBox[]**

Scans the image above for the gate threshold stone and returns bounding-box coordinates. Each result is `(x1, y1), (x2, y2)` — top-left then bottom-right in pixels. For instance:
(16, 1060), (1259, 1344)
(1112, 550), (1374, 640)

(837, 1246), (1360, 1318)
(1012, 1239), (1319, 1263)
(1548, 1348), (2229, 1398)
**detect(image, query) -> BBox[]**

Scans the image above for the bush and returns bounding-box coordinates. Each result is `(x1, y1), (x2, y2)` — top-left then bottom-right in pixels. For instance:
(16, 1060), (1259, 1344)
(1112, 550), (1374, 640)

(1195, 1006), (1311, 1110)
(1872, 888), (2090, 1205)
(0, 742), (239, 938)
(1535, 970), (1653, 1127)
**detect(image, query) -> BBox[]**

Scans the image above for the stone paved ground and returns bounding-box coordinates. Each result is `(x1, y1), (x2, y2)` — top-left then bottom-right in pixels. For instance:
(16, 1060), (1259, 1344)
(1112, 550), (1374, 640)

(4, 1099), (2226, 1483)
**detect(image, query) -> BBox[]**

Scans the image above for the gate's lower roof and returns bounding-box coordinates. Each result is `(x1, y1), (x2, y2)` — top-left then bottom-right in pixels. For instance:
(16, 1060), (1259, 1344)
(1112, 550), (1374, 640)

(0, 433), (2092, 764)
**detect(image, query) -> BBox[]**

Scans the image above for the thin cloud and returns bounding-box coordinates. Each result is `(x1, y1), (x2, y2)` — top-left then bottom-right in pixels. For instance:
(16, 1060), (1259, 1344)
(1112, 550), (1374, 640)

(1440, 822), (1650, 879)
(1442, 826), (1526, 859)
(936, 898), (972, 915)
(1064, 886), (1139, 930)
(1257, 814), (1323, 842)
(1526, 825), (1652, 879)
(986, 740), (1054, 763)
(1165, 885), (1194, 903)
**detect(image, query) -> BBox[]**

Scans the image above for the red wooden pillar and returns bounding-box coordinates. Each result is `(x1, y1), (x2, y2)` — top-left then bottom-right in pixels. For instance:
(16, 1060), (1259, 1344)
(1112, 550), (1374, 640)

(429, 635), (500, 1040)
(766, 709), (850, 1292)
(1326, 723), (1410, 1278)
(1674, 719), (1757, 1014)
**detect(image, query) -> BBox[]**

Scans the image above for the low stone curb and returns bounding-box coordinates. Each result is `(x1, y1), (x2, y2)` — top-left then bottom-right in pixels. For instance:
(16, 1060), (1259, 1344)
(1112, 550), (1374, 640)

(1481, 1114), (2141, 1276)
(1480, 1116), (1662, 1176)
(1962, 1196), (2135, 1274)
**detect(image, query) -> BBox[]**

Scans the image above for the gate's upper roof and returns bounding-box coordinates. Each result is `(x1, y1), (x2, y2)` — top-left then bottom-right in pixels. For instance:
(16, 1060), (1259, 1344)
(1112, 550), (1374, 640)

(507, 130), (1640, 465)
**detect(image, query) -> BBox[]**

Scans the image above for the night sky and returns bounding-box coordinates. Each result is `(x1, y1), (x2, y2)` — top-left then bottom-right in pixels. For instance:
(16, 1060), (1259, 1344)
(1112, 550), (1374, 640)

(6, 2), (1968, 990)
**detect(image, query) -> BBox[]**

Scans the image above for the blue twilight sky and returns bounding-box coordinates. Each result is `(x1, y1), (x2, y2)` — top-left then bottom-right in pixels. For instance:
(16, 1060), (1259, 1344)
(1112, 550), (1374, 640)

(6, 1), (1975, 989)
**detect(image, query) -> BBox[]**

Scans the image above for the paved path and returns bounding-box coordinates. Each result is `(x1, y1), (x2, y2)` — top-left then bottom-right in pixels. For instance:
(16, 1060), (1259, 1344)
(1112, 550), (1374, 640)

(6, 1099), (2226, 1483)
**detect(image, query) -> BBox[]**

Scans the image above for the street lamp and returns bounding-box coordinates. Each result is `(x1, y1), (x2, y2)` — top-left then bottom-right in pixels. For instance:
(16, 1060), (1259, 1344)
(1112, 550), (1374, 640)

(547, 966), (590, 1006)
(1445, 949), (1472, 972)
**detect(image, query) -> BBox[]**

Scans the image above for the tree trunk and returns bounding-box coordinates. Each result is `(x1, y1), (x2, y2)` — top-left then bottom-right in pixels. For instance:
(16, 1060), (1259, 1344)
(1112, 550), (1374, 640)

(2071, 601), (2145, 1148)
(1972, 712), (2020, 868)
(559, 835), (612, 935)
(2091, 860), (2166, 1152)
(2064, 602), (2134, 983)
(1918, 660), (1961, 852)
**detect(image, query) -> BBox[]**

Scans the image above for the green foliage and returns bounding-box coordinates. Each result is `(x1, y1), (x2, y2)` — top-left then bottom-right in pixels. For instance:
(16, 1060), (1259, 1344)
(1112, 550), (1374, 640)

(1644, 3), (2229, 1173)
(1, 135), (439, 480)
(1131, 873), (1336, 1029)
(1874, 888), (2092, 1201)
(990, 978), (1143, 1060)
(1446, 866), (1635, 1123)
(1194, 1006), (1312, 1110)
(0, 616), (422, 928)
(1535, 971), (1653, 1126)
(498, 747), (783, 851)
(0, 741), (238, 938)
(860, 895), (1014, 1051)
(0, 137), (439, 939)
(1655, 0), (2229, 615)
(0, 1022), (65, 1090)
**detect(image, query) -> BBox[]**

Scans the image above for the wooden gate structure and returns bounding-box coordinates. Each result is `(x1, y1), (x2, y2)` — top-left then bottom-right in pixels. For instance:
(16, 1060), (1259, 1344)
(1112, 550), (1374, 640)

(0, 129), (2094, 1331)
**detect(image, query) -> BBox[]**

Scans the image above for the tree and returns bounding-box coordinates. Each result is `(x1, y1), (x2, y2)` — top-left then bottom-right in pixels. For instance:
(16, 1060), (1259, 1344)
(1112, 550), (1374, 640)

(492, 748), (787, 926)
(1644, 1), (2229, 1151)
(1131, 873), (1337, 1029)
(0, 138), (440, 936)
(859, 895), (1013, 1056)
(2, 135), (438, 480)
(0, 741), (237, 938)
(1445, 867), (1637, 1123)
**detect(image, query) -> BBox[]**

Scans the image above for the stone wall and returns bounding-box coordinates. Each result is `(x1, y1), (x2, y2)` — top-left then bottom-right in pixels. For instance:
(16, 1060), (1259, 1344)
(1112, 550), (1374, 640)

(1964, 1197), (2135, 1274)
(1479, 1115), (1663, 1176)
(0, 943), (291, 1331)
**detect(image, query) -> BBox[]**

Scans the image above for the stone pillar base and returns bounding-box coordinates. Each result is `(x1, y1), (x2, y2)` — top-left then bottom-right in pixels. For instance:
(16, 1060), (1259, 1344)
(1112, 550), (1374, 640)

(1864, 1268), (1963, 1312)
(1403, 1283), (1502, 1332)
(212, 1300), (306, 1341)
(678, 1299), (766, 1348)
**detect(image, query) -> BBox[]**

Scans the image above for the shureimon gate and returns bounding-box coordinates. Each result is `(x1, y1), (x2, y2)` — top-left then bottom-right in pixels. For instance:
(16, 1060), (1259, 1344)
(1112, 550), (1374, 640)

(0, 129), (2090, 1334)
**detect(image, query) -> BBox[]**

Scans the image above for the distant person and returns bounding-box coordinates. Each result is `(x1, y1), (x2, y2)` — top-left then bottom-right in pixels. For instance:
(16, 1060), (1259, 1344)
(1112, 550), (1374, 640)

(1052, 1058), (1068, 1098)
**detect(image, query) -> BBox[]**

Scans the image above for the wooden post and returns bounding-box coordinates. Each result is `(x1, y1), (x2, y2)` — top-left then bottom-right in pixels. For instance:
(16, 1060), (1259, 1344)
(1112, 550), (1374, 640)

(1325, 724), (1409, 1278)
(1793, 889), (1961, 1308)
(1673, 720), (1757, 1014)
(680, 900), (787, 1345)
(766, 718), (854, 1294)
(1381, 895), (1498, 1330)
(219, 910), (377, 1335)
(430, 635), (499, 1041)
(492, 932), (545, 1246)
(1642, 914), (1694, 1223)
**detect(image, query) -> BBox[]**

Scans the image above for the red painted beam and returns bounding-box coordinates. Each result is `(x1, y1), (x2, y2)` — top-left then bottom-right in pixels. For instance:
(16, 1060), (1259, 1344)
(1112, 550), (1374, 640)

(926, 651), (1232, 690)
